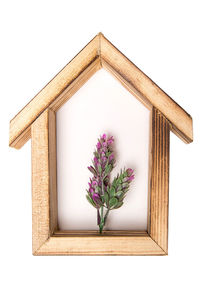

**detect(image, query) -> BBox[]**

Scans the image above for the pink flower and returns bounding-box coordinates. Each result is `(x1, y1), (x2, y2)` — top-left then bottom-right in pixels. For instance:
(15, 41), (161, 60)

(94, 157), (98, 165)
(107, 136), (114, 145)
(92, 193), (102, 207)
(109, 153), (114, 162)
(89, 187), (94, 194)
(97, 142), (101, 149)
(92, 180), (98, 186)
(128, 174), (135, 182)
(102, 156), (107, 163)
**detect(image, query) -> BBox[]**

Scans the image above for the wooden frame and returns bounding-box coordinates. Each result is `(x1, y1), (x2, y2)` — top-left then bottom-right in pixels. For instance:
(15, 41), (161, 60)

(10, 33), (192, 149)
(31, 107), (169, 255)
(10, 33), (193, 255)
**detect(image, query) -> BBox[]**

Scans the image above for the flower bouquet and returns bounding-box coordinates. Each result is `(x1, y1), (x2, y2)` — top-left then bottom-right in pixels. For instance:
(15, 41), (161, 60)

(86, 134), (134, 233)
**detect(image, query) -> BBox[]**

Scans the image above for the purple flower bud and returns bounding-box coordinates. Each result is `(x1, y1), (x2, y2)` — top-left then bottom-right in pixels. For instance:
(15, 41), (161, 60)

(89, 187), (94, 194)
(109, 153), (114, 162)
(97, 142), (101, 149)
(107, 136), (114, 145)
(92, 193), (102, 206)
(128, 175), (135, 182)
(101, 134), (107, 140)
(126, 168), (134, 176)
(88, 166), (97, 175)
(87, 133), (135, 233)
(93, 193), (100, 199)
(96, 162), (101, 170)
(94, 157), (98, 165)
(102, 156), (107, 162)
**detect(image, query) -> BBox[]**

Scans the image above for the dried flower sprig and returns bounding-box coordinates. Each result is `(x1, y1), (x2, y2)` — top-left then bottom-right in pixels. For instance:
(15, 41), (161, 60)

(86, 134), (134, 233)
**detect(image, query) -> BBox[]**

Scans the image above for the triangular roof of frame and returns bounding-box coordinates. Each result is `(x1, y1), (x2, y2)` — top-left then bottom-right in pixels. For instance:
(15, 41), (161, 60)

(9, 33), (193, 149)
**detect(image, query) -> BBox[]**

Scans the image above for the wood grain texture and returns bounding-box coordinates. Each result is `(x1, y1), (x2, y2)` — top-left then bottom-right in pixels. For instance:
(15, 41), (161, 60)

(49, 58), (101, 112)
(10, 127), (31, 150)
(150, 108), (170, 254)
(9, 33), (193, 149)
(53, 230), (148, 236)
(11, 33), (193, 255)
(32, 109), (57, 254)
(35, 235), (165, 256)
(9, 34), (101, 148)
(100, 34), (193, 143)
(48, 110), (58, 235)
(31, 109), (167, 255)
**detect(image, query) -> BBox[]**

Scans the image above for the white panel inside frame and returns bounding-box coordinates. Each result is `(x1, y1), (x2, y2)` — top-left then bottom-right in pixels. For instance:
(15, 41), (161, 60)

(56, 69), (150, 231)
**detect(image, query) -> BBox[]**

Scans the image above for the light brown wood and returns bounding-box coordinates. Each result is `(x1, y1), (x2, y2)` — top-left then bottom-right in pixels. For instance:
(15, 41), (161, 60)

(30, 107), (168, 255)
(149, 108), (170, 254)
(32, 109), (58, 254)
(50, 58), (101, 112)
(9, 32), (193, 149)
(30, 106), (170, 256)
(53, 230), (148, 236)
(34, 235), (165, 256)
(48, 110), (58, 235)
(147, 108), (153, 232)
(10, 126), (31, 150)
(100, 34), (193, 143)
(9, 35), (101, 148)
(102, 59), (152, 111)
(10, 33), (193, 255)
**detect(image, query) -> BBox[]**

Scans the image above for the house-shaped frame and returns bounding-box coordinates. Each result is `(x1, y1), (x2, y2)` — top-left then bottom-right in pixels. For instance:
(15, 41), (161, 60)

(9, 33), (193, 255)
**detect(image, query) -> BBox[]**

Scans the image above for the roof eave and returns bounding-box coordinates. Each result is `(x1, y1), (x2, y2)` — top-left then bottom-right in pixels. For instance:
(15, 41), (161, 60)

(9, 32), (193, 149)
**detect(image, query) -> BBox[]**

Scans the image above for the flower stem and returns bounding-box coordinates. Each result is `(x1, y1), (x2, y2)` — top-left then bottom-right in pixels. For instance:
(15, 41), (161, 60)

(99, 205), (104, 234)
(99, 207), (110, 234)
(99, 223), (103, 234)
(99, 177), (105, 234)
(104, 209), (110, 224)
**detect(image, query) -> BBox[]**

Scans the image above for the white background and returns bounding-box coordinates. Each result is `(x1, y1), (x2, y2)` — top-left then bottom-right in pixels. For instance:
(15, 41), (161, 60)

(57, 69), (150, 231)
(1, 1), (200, 300)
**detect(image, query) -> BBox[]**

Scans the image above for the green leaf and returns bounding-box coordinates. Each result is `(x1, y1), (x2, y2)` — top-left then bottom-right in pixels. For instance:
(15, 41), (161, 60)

(119, 174), (124, 181)
(102, 192), (109, 206)
(116, 184), (122, 192)
(122, 183), (129, 188)
(104, 192), (109, 202)
(115, 191), (123, 198)
(109, 187), (115, 198)
(106, 151), (111, 157)
(123, 171), (128, 177)
(105, 164), (111, 176)
(94, 151), (100, 158)
(114, 201), (123, 209)
(116, 178), (121, 185)
(118, 194), (125, 201)
(123, 188), (129, 194)
(109, 197), (118, 208)
(112, 178), (117, 188)
(86, 195), (97, 208)
(98, 165), (102, 174)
